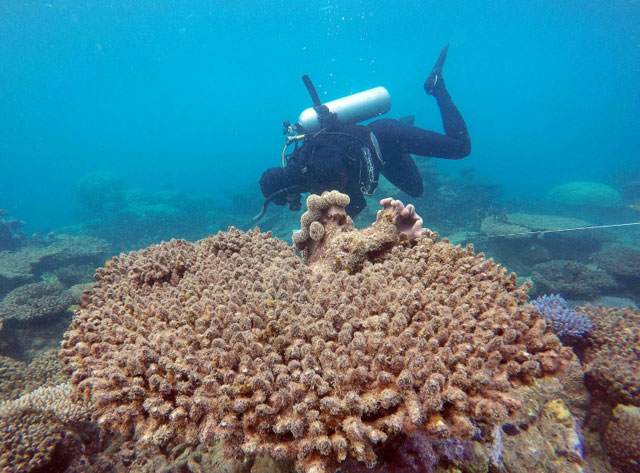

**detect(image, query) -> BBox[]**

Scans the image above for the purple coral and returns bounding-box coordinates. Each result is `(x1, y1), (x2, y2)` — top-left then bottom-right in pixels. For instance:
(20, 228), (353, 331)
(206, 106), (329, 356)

(530, 294), (593, 338)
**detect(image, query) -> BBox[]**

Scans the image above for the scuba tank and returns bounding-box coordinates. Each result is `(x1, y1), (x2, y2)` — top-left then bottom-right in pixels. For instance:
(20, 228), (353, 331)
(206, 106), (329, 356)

(294, 77), (391, 134)
(255, 76), (391, 223)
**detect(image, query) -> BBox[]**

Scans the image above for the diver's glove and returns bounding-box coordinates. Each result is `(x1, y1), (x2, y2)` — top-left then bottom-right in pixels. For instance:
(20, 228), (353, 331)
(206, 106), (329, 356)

(424, 44), (449, 96)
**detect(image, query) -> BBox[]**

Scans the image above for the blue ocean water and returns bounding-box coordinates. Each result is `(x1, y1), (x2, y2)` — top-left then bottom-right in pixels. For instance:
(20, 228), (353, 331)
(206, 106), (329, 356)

(1, 0), (639, 233)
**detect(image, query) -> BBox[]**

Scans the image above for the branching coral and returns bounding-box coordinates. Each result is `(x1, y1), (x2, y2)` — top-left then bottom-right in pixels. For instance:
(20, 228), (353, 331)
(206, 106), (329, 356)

(60, 192), (571, 473)
(530, 294), (593, 339)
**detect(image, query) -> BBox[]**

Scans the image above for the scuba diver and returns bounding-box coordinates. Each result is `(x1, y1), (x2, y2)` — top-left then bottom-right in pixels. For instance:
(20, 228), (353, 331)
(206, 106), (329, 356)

(257, 44), (471, 219)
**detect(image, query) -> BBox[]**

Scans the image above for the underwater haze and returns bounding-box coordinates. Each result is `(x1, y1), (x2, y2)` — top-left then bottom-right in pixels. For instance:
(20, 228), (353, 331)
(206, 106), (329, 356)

(4, 3), (640, 472)
(1, 0), (639, 231)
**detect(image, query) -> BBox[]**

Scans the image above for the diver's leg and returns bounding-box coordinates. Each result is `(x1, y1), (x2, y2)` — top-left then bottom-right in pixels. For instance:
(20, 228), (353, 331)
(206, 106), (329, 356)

(345, 190), (367, 217)
(429, 81), (470, 155)
(380, 153), (424, 197)
(370, 113), (469, 160)
(370, 45), (471, 160)
(421, 44), (470, 156)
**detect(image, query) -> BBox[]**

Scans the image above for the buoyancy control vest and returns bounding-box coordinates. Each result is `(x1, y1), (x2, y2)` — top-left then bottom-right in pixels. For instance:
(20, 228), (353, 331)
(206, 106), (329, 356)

(294, 124), (384, 196)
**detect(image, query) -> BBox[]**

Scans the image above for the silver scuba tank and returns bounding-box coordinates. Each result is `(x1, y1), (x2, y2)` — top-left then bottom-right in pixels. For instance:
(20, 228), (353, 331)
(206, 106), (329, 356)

(296, 86), (391, 134)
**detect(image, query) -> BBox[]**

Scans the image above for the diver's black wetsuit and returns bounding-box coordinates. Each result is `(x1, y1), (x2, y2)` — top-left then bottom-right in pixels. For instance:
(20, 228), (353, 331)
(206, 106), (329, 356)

(369, 87), (471, 196)
(259, 46), (471, 217)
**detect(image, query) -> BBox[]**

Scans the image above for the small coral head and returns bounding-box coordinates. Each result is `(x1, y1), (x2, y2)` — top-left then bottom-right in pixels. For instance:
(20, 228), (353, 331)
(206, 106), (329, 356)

(376, 197), (426, 242)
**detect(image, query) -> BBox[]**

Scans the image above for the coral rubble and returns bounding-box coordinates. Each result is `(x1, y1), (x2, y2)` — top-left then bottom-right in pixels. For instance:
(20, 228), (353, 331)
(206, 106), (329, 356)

(60, 192), (571, 473)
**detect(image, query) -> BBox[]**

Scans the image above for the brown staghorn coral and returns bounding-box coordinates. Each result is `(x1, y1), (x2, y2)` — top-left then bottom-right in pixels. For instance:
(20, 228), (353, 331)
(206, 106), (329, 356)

(60, 192), (571, 473)
(604, 404), (640, 473)
(0, 382), (91, 473)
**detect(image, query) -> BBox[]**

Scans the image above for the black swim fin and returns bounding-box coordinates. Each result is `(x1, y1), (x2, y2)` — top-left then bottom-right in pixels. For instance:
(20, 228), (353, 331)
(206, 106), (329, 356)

(424, 44), (449, 95)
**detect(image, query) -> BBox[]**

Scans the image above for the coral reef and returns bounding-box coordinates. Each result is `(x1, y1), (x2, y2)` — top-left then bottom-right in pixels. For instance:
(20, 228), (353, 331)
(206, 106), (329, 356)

(0, 233), (109, 297)
(22, 348), (68, 393)
(531, 260), (617, 300)
(293, 193), (426, 267)
(480, 213), (591, 239)
(530, 294), (593, 339)
(339, 432), (473, 473)
(479, 215), (528, 239)
(577, 305), (640, 406)
(0, 383), (92, 473)
(592, 246), (640, 278)
(60, 191), (571, 473)
(0, 355), (27, 402)
(0, 233), (107, 356)
(0, 348), (66, 402)
(292, 191), (353, 262)
(0, 277), (76, 322)
(494, 395), (586, 472)
(0, 250), (36, 296)
(61, 437), (292, 473)
(74, 171), (230, 252)
(506, 212), (591, 231)
(73, 171), (128, 214)
(51, 262), (100, 286)
(408, 162), (502, 236)
(476, 212), (608, 278)
(387, 355), (593, 473)
(376, 198), (426, 241)
(604, 404), (640, 473)
(487, 355), (591, 473)
(0, 210), (25, 251)
(548, 181), (623, 207)
(591, 246), (640, 302)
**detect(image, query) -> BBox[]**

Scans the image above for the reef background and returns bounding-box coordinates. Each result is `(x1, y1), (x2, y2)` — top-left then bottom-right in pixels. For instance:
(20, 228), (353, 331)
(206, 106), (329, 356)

(1, 0), (639, 234)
